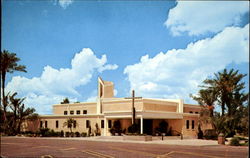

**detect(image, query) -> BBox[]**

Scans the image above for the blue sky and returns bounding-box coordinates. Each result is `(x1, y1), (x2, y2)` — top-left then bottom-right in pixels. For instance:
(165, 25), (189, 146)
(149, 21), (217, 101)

(2, 0), (249, 114)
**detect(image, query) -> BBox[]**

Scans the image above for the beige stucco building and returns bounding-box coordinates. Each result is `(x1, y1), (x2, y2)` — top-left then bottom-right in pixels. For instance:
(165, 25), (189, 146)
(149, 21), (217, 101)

(26, 77), (203, 137)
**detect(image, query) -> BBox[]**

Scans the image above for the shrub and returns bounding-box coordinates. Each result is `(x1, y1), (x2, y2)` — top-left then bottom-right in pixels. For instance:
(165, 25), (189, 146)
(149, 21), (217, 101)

(81, 132), (87, 137)
(242, 141), (248, 146)
(203, 129), (217, 140)
(109, 120), (122, 136)
(39, 128), (50, 137)
(95, 123), (101, 136)
(197, 125), (203, 139)
(65, 132), (70, 137)
(75, 132), (80, 137)
(128, 123), (139, 134)
(88, 125), (92, 137)
(60, 130), (64, 137)
(230, 137), (240, 146)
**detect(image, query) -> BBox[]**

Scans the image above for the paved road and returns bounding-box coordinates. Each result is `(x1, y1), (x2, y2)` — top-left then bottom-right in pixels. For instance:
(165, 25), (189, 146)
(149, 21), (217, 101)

(1, 137), (248, 158)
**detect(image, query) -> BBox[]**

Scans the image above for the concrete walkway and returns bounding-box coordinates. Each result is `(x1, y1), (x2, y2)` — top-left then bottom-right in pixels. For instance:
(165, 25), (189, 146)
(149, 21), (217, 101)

(9, 136), (219, 146)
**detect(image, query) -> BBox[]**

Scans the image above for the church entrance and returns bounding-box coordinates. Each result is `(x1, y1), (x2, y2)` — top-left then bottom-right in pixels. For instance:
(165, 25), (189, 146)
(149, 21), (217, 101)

(143, 119), (153, 135)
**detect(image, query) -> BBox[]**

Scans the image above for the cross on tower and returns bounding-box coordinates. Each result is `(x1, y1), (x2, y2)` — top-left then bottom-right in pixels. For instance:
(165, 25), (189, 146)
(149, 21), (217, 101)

(125, 90), (142, 124)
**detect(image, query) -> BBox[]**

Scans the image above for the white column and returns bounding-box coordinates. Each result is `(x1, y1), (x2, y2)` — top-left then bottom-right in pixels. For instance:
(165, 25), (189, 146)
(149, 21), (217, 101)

(140, 116), (143, 134)
(104, 117), (107, 136)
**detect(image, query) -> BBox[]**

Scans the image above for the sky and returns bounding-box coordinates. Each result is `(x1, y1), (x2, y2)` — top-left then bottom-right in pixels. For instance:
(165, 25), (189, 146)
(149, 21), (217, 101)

(2, 0), (249, 114)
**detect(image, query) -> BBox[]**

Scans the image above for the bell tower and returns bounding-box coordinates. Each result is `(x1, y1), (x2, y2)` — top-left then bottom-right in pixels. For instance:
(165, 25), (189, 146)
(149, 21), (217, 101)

(97, 77), (114, 114)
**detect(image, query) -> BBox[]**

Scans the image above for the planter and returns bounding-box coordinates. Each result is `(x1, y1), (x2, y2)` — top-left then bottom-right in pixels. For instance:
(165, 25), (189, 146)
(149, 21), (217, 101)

(123, 135), (152, 141)
(218, 133), (225, 145)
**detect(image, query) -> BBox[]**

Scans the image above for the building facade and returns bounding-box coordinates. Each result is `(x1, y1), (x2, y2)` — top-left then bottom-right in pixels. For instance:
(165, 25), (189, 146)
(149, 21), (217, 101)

(25, 77), (203, 137)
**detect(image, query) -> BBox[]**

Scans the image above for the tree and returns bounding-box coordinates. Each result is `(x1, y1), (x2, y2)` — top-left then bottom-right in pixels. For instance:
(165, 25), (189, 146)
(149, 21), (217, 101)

(2, 92), (37, 135)
(63, 118), (77, 133)
(192, 68), (248, 137)
(212, 69), (247, 116)
(9, 92), (25, 134)
(193, 68), (247, 116)
(1, 50), (26, 121)
(17, 105), (37, 134)
(61, 98), (70, 104)
(190, 88), (217, 117)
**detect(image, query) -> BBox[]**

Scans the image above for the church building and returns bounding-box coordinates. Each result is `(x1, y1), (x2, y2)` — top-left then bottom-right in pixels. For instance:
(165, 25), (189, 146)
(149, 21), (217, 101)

(26, 77), (202, 137)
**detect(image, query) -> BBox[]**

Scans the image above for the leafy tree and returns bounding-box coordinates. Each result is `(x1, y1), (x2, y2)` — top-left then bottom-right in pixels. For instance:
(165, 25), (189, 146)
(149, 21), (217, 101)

(63, 118), (77, 133)
(61, 98), (70, 104)
(1, 50), (27, 121)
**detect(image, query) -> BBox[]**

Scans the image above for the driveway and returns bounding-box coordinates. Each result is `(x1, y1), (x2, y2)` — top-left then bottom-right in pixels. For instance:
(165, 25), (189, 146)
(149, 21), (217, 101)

(1, 137), (248, 158)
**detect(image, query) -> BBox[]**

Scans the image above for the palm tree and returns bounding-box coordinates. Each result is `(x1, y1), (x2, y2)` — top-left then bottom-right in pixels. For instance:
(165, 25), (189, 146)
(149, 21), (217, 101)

(17, 105), (36, 134)
(9, 92), (25, 134)
(191, 88), (217, 117)
(1, 50), (26, 120)
(197, 69), (247, 116)
(213, 69), (247, 116)
(63, 118), (77, 133)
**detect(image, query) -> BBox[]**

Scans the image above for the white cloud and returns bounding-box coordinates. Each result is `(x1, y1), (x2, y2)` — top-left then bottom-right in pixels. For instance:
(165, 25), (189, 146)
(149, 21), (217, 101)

(86, 96), (97, 102)
(6, 48), (118, 114)
(56, 0), (74, 9)
(124, 24), (249, 103)
(165, 1), (249, 36)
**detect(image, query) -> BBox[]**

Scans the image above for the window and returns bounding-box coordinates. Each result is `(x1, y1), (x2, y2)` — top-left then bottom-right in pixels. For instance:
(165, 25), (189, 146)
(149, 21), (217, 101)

(73, 120), (77, 128)
(40, 121), (43, 128)
(83, 110), (87, 114)
(76, 110), (80, 115)
(186, 120), (189, 129)
(195, 112), (199, 114)
(70, 110), (74, 115)
(86, 120), (90, 128)
(192, 120), (195, 129)
(45, 121), (48, 128)
(108, 120), (112, 128)
(101, 120), (104, 128)
(64, 111), (68, 115)
(189, 111), (193, 113)
(56, 120), (59, 128)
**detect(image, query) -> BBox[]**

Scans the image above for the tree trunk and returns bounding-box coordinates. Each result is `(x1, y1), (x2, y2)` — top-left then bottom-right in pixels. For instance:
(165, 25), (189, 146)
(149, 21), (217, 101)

(221, 102), (225, 116)
(209, 108), (214, 117)
(17, 119), (23, 134)
(1, 72), (7, 121)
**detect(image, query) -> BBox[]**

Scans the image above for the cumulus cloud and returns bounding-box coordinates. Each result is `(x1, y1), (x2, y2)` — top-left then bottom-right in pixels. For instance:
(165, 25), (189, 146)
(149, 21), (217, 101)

(124, 24), (249, 103)
(6, 48), (118, 114)
(165, 1), (249, 36)
(55, 0), (74, 9)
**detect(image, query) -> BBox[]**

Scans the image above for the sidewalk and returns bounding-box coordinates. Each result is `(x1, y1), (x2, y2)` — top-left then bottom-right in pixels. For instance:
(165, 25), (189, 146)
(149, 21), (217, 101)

(92, 136), (219, 146)
(8, 136), (219, 146)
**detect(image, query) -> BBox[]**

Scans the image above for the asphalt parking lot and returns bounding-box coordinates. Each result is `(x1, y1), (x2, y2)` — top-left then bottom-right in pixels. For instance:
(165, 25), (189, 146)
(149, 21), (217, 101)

(1, 137), (248, 158)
